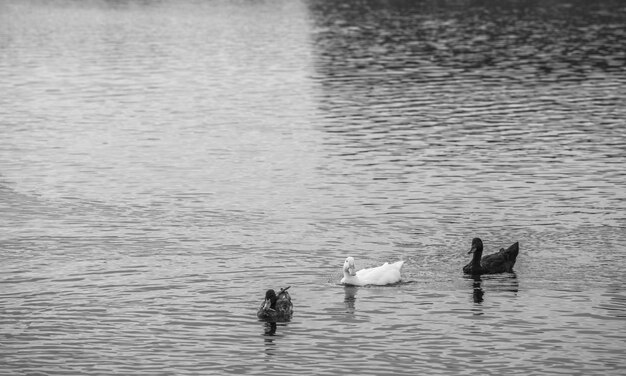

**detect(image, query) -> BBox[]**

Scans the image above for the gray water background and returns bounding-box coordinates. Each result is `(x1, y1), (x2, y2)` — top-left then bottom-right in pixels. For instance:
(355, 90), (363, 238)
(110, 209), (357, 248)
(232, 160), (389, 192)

(1, 0), (625, 374)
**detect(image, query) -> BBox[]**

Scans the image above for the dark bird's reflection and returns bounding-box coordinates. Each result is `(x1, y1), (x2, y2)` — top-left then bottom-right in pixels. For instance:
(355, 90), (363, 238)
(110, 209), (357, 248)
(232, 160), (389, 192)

(262, 322), (279, 358)
(471, 275), (484, 304)
(505, 273), (519, 294)
(465, 273), (519, 304)
(264, 322), (277, 336)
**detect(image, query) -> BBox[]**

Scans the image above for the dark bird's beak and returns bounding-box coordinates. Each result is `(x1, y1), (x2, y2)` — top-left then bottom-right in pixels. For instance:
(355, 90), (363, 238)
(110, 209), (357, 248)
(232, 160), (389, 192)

(468, 245), (476, 254)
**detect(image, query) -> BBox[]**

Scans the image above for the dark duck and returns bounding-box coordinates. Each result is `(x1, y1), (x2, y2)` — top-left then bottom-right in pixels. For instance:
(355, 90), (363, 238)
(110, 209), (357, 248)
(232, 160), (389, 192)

(463, 238), (519, 275)
(257, 286), (293, 321)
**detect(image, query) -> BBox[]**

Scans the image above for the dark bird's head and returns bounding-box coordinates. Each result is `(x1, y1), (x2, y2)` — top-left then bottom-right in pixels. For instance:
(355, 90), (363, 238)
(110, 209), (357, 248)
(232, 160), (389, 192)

(262, 289), (277, 310)
(468, 238), (483, 255)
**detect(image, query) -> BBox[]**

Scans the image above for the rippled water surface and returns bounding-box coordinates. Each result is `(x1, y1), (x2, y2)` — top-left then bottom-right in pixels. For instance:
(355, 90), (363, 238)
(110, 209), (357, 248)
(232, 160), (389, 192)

(1, 0), (625, 375)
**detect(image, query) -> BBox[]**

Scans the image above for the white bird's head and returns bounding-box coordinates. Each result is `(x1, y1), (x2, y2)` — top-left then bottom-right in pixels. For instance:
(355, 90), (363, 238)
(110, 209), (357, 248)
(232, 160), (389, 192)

(343, 257), (356, 276)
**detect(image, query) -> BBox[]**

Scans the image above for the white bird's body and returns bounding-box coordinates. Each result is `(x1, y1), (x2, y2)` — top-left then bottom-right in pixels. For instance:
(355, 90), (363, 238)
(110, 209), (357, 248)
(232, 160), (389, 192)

(341, 256), (404, 286)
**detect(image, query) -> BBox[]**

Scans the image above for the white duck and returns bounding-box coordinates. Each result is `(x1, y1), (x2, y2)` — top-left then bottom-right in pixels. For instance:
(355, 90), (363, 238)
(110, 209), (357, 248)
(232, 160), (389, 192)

(341, 256), (405, 286)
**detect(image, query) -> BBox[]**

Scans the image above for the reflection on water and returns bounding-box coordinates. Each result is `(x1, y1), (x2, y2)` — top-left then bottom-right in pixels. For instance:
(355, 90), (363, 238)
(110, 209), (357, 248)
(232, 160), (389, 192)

(344, 285), (358, 314)
(262, 322), (279, 359)
(263, 322), (278, 337)
(466, 273), (520, 304)
(1, 0), (625, 375)
(470, 275), (485, 304)
(309, 0), (625, 77)
(307, 0), (626, 251)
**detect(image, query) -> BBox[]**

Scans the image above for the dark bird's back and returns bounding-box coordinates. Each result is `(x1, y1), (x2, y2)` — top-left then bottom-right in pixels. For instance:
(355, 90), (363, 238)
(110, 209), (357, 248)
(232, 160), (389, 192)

(481, 242), (519, 274)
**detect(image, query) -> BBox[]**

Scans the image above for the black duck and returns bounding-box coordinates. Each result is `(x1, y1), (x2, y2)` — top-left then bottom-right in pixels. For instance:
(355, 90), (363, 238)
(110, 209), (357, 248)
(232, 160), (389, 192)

(257, 286), (293, 321)
(463, 238), (519, 275)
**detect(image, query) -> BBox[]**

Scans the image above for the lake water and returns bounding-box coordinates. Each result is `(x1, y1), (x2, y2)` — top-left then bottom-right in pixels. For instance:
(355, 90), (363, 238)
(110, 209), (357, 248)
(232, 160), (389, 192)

(1, 0), (625, 374)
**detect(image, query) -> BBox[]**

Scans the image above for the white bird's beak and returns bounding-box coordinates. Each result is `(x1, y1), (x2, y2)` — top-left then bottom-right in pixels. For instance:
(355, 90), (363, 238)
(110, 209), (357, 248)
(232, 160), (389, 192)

(344, 257), (357, 276)
(349, 261), (356, 276)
